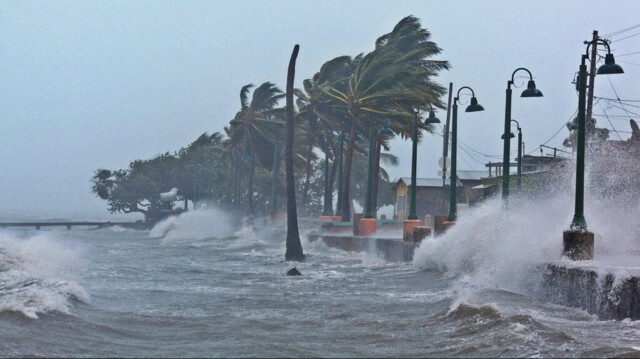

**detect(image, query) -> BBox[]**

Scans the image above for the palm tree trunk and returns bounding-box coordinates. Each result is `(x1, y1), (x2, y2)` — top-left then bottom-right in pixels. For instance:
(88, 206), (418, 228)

(225, 160), (233, 204)
(371, 137), (382, 219)
(328, 140), (338, 214)
(301, 136), (313, 216)
(341, 117), (358, 221)
(285, 44), (304, 262)
(248, 152), (256, 216)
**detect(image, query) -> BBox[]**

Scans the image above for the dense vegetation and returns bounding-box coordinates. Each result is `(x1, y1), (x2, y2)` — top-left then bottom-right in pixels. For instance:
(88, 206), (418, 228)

(91, 16), (449, 224)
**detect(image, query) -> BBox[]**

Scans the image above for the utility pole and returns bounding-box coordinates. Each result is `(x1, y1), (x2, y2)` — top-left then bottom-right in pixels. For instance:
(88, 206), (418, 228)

(441, 82), (453, 213)
(585, 30), (598, 138)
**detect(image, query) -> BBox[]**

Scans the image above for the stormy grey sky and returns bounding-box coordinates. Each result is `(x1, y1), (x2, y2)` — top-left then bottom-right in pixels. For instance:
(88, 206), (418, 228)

(1, 0), (639, 219)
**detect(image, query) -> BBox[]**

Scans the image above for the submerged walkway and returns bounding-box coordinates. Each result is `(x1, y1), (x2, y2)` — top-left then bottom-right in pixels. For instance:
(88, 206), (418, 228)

(0, 221), (139, 230)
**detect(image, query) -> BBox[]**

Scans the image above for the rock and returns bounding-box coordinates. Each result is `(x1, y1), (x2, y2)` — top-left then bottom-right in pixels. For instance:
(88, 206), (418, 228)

(287, 267), (302, 276)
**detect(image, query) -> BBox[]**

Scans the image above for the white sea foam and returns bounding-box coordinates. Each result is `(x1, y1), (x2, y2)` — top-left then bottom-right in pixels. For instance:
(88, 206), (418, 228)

(412, 161), (640, 293)
(0, 231), (88, 319)
(152, 208), (236, 244)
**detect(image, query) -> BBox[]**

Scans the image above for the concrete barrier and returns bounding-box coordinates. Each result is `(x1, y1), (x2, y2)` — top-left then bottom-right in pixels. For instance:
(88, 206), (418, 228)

(360, 218), (377, 236)
(433, 215), (448, 235)
(352, 213), (363, 236)
(412, 226), (431, 243)
(307, 232), (415, 263)
(537, 263), (640, 320)
(403, 219), (422, 242)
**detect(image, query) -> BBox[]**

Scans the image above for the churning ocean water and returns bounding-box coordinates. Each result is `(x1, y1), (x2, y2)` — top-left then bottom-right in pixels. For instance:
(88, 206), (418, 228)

(2, 206), (640, 358)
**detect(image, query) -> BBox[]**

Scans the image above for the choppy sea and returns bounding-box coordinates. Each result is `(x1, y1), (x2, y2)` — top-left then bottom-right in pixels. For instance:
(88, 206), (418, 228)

(2, 203), (640, 357)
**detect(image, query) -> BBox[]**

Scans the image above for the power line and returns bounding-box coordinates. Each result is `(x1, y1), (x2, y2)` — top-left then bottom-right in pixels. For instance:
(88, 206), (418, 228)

(617, 50), (640, 57)
(592, 113), (639, 118)
(538, 108), (578, 148)
(598, 99), (640, 110)
(458, 149), (483, 171)
(603, 24), (640, 38)
(607, 76), (639, 119)
(599, 104), (624, 140)
(611, 31), (640, 43)
(595, 96), (640, 103)
(606, 103), (640, 116)
(620, 61), (640, 67)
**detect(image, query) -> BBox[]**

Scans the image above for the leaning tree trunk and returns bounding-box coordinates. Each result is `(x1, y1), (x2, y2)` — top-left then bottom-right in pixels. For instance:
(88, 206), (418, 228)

(285, 44), (304, 262)
(340, 117), (358, 221)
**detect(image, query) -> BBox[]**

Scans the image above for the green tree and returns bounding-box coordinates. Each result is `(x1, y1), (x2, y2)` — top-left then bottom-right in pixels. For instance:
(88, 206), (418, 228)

(226, 82), (286, 216)
(325, 16), (449, 220)
(92, 153), (182, 223)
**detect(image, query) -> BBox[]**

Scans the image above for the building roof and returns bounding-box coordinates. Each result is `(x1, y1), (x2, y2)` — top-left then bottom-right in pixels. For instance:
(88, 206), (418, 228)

(456, 170), (488, 181)
(397, 177), (463, 188)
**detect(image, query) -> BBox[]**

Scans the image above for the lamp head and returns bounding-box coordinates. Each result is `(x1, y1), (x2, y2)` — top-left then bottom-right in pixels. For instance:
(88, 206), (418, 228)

(521, 80), (543, 97)
(465, 96), (485, 112)
(424, 110), (441, 124)
(378, 121), (394, 135)
(597, 53), (624, 75)
(501, 132), (515, 140)
(567, 117), (578, 130)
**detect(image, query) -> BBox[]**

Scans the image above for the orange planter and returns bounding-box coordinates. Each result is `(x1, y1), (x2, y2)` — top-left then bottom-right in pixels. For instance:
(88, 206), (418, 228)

(359, 218), (377, 236)
(403, 219), (423, 242)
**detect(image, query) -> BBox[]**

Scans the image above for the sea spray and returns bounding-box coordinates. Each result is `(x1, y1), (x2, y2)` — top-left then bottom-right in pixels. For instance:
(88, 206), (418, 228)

(413, 166), (640, 299)
(152, 208), (236, 244)
(0, 231), (88, 319)
(412, 192), (573, 292)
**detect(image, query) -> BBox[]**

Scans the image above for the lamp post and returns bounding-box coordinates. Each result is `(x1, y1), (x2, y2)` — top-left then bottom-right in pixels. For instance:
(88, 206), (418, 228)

(407, 104), (441, 220)
(564, 37), (623, 260)
(446, 86), (484, 223)
(501, 120), (523, 191)
(403, 105), (440, 242)
(361, 121), (393, 236)
(502, 68), (542, 203)
(514, 120), (523, 191)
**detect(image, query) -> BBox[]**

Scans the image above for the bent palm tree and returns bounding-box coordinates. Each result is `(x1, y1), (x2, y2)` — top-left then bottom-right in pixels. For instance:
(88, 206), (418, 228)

(226, 82), (285, 216)
(326, 16), (450, 221)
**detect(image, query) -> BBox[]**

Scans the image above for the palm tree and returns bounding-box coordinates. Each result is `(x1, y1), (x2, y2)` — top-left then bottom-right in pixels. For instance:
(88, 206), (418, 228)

(285, 44), (305, 262)
(326, 16), (450, 221)
(226, 82), (286, 216)
(294, 56), (355, 216)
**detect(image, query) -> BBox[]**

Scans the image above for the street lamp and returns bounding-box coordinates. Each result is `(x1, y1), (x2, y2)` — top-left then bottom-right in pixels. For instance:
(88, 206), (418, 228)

(446, 86), (484, 222)
(502, 119), (523, 191)
(502, 68), (542, 202)
(564, 37), (623, 260)
(408, 104), (440, 220)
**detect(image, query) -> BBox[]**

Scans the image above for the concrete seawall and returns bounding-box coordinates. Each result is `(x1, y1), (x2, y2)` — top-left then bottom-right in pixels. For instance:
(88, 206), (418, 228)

(303, 230), (640, 320)
(306, 231), (416, 263)
(537, 263), (640, 320)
